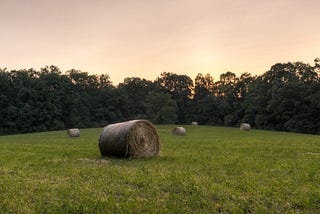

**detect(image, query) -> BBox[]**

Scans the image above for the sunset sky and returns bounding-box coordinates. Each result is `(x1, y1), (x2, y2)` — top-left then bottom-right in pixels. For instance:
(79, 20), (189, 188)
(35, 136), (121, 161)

(1, 0), (319, 84)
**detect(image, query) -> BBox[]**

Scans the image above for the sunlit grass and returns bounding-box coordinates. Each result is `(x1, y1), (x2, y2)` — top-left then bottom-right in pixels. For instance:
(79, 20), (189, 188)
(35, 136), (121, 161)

(0, 125), (320, 213)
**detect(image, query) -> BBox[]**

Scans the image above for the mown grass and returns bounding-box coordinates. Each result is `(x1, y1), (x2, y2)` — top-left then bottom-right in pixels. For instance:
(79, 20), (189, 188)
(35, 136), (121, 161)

(0, 125), (320, 213)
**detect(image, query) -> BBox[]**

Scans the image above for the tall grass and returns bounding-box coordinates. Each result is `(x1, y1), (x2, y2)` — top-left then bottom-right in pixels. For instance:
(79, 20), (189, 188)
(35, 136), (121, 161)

(0, 125), (319, 213)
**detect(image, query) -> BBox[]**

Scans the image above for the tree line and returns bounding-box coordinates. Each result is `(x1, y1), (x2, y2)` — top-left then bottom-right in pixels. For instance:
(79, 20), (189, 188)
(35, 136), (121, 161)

(1, 59), (320, 135)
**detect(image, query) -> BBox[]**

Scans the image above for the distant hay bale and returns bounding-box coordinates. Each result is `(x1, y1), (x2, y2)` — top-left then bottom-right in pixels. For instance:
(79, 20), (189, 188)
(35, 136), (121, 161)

(191, 122), (198, 125)
(98, 120), (161, 158)
(172, 127), (186, 136)
(240, 123), (251, 131)
(67, 128), (80, 137)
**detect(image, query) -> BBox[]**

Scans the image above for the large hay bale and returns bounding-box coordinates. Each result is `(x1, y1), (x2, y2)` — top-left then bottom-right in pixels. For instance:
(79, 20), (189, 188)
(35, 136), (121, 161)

(240, 123), (251, 131)
(172, 127), (186, 136)
(67, 128), (80, 137)
(98, 120), (161, 158)
(191, 122), (198, 125)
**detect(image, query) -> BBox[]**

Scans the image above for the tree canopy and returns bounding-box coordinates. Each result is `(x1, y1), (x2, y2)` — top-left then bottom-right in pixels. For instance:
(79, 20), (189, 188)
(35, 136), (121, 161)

(1, 59), (320, 135)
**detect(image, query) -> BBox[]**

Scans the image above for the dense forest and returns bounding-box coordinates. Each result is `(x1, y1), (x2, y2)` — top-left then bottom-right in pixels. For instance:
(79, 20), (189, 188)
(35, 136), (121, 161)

(1, 59), (320, 135)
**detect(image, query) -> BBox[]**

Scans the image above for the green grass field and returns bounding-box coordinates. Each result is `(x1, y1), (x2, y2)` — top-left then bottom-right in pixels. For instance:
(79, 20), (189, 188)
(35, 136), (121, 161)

(0, 125), (320, 213)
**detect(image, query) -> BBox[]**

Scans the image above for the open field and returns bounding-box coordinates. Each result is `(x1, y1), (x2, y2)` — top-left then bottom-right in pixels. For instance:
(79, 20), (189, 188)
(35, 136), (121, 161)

(0, 125), (320, 213)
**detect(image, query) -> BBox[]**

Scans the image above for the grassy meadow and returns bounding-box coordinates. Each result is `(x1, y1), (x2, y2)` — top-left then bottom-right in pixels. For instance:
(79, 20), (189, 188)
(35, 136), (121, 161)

(0, 125), (320, 213)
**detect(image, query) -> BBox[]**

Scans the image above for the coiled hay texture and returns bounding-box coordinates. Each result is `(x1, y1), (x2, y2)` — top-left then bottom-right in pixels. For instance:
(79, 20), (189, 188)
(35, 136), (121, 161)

(191, 122), (198, 125)
(240, 123), (251, 131)
(172, 127), (186, 136)
(67, 128), (80, 137)
(98, 120), (161, 158)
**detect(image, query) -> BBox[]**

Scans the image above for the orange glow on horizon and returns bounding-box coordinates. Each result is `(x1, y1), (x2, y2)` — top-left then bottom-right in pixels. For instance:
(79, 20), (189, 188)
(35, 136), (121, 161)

(1, 0), (319, 85)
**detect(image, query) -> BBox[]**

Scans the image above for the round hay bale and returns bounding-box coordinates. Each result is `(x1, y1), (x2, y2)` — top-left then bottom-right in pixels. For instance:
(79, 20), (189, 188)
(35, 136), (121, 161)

(240, 123), (251, 131)
(172, 127), (186, 136)
(191, 122), (198, 125)
(98, 120), (161, 158)
(67, 128), (80, 137)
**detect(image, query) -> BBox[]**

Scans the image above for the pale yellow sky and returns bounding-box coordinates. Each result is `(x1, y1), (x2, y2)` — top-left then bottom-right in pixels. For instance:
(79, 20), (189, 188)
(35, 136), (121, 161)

(1, 0), (319, 84)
